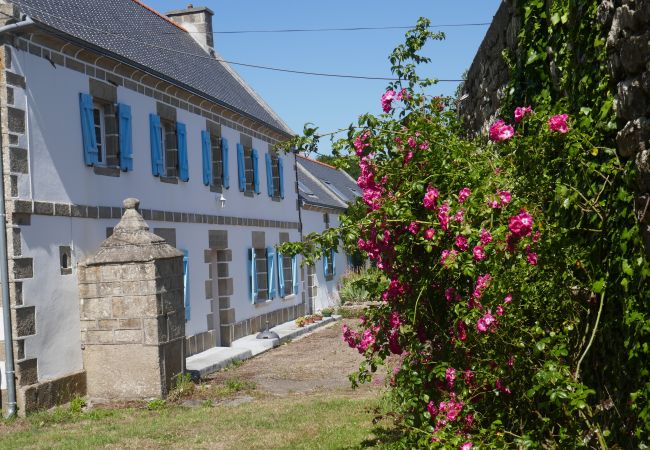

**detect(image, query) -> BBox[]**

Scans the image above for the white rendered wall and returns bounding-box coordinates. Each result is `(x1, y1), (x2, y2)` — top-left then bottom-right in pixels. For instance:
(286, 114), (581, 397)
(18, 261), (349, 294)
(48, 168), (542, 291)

(301, 209), (348, 310)
(10, 46), (302, 380)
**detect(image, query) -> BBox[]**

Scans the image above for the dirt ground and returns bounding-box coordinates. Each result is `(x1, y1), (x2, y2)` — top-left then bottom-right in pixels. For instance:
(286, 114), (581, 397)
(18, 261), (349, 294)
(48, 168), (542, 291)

(207, 320), (378, 396)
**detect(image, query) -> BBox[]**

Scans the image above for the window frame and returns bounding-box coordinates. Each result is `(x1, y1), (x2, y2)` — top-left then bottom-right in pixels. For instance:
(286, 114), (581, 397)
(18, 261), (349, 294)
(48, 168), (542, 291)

(92, 101), (107, 166)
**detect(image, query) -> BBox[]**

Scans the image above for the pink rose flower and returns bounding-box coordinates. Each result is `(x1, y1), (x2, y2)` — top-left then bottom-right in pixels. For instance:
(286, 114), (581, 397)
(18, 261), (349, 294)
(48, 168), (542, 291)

(527, 252), (538, 265)
(508, 209), (533, 237)
(455, 235), (469, 251)
(427, 400), (438, 418)
(381, 90), (396, 113)
(473, 245), (486, 261)
(456, 320), (468, 341)
(504, 294), (513, 304)
(419, 140), (429, 150)
(408, 221), (420, 235)
(489, 120), (515, 142)
(407, 136), (417, 148)
(479, 228), (493, 245)
(423, 186), (440, 210)
(458, 187), (471, 203)
(496, 305), (504, 316)
(460, 443), (473, 450)
(548, 113), (569, 133)
(498, 190), (512, 204)
(514, 106), (533, 123)
(445, 367), (456, 390)
(424, 228), (435, 240)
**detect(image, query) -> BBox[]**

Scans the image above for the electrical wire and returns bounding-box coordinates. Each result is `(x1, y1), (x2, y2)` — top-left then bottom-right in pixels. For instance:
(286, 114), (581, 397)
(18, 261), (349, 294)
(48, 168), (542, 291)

(188, 23), (492, 35)
(0, 4), (465, 82)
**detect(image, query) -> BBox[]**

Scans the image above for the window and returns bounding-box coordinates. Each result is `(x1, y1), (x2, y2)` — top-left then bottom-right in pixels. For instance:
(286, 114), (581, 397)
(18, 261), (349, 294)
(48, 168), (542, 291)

(249, 248), (272, 303)
(323, 180), (350, 202)
(79, 93), (132, 171)
(323, 248), (336, 280)
(92, 102), (106, 164)
(237, 135), (259, 194)
(149, 114), (188, 181)
(161, 120), (177, 177)
(265, 153), (285, 199)
(278, 253), (298, 297)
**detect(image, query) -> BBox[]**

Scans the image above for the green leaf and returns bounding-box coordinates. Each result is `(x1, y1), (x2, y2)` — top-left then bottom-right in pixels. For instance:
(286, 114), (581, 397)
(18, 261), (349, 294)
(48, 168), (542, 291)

(592, 279), (605, 293)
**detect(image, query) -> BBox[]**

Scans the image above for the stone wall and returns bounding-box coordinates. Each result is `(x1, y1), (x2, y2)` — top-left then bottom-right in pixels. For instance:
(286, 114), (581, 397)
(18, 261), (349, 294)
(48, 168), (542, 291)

(457, 0), (520, 135)
(459, 0), (650, 255)
(600, 0), (650, 250)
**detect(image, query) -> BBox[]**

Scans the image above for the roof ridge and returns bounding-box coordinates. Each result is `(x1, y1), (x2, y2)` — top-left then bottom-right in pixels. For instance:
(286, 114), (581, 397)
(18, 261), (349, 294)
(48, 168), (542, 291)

(130, 0), (187, 32)
(296, 154), (337, 170)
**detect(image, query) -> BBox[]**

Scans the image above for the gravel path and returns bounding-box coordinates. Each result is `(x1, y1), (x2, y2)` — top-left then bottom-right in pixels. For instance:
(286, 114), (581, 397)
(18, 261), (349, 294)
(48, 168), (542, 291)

(207, 320), (377, 396)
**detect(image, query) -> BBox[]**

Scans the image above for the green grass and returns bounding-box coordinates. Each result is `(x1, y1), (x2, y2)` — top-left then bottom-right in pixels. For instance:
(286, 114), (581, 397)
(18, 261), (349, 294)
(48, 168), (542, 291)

(0, 394), (381, 449)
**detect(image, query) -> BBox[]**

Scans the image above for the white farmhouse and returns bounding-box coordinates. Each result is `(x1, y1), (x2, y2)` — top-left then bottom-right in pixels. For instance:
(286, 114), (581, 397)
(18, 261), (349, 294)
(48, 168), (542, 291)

(297, 156), (360, 311)
(0, 0), (355, 414)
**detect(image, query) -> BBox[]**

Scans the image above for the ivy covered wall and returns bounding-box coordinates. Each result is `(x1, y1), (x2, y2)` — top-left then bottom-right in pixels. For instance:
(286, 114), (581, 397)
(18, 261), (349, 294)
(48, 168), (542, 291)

(459, 0), (650, 255)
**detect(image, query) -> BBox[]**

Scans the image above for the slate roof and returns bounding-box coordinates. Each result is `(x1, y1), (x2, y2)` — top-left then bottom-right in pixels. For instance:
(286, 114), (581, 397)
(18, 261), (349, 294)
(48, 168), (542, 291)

(297, 156), (360, 210)
(12, 0), (293, 136)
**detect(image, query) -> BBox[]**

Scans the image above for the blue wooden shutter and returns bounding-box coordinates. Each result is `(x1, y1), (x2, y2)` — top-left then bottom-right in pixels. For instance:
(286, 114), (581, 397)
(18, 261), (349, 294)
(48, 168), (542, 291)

(221, 137), (230, 189)
(278, 252), (285, 297)
(117, 103), (133, 172)
(278, 157), (285, 199)
(252, 149), (260, 194)
(201, 130), (211, 186)
(265, 153), (274, 197)
(248, 248), (258, 303)
(267, 247), (276, 299)
(332, 249), (337, 276)
(292, 255), (299, 294)
(183, 249), (190, 321)
(79, 93), (98, 166)
(177, 122), (189, 181)
(149, 114), (163, 176)
(323, 251), (329, 277)
(237, 143), (245, 191)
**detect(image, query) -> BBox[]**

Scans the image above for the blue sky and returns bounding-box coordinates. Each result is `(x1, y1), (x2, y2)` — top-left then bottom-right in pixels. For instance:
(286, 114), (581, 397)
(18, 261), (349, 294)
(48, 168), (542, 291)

(147, 1), (501, 153)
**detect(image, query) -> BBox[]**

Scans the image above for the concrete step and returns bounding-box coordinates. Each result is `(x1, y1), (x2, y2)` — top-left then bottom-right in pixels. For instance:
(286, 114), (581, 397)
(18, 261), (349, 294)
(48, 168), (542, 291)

(185, 315), (340, 377)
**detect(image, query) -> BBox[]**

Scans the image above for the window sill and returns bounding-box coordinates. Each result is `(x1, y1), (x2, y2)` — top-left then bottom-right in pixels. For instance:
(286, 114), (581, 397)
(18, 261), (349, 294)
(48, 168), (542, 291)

(325, 275), (334, 282)
(159, 176), (179, 184)
(281, 294), (296, 301)
(93, 166), (120, 177)
(254, 299), (273, 307)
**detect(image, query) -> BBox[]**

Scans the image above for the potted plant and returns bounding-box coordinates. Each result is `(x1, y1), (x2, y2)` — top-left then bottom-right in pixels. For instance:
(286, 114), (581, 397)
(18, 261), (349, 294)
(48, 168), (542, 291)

(295, 316), (306, 327)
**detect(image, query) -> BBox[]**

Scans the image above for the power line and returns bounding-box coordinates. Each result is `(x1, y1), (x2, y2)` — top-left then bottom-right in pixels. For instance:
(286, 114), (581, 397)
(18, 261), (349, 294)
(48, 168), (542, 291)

(188, 23), (492, 35)
(1, 4), (463, 82)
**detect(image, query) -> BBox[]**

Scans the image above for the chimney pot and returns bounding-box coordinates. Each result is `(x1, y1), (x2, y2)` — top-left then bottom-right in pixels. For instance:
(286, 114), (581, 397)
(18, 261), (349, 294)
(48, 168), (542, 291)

(166, 5), (214, 51)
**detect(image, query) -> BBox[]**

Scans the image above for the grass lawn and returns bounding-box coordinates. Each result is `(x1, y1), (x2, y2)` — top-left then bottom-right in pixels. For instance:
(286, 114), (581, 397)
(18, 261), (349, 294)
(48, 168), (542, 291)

(0, 393), (383, 449)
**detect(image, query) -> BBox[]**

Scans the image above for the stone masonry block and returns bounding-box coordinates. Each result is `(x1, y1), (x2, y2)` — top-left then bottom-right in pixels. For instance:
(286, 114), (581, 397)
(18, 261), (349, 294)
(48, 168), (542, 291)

(81, 297), (112, 319)
(220, 307), (235, 325)
(14, 306), (35, 337)
(217, 278), (233, 296)
(9, 147), (28, 173)
(17, 358), (37, 386)
(119, 318), (142, 329)
(33, 201), (54, 215)
(85, 330), (114, 344)
(8, 107), (25, 133)
(112, 295), (157, 318)
(252, 231), (265, 249)
(12, 257), (33, 279)
(216, 249), (232, 262)
(208, 230), (228, 249)
(97, 319), (119, 330)
(114, 329), (142, 344)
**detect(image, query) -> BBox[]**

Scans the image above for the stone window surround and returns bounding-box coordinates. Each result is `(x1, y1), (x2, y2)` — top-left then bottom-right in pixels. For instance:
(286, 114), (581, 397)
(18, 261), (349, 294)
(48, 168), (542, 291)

(11, 34), (288, 145)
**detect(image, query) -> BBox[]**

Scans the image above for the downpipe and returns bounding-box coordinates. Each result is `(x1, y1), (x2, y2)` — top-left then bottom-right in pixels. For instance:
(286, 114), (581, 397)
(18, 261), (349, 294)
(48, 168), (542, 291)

(0, 14), (34, 419)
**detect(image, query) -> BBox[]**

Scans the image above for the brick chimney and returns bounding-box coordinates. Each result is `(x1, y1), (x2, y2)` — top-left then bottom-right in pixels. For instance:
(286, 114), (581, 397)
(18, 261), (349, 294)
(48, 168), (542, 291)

(166, 4), (214, 52)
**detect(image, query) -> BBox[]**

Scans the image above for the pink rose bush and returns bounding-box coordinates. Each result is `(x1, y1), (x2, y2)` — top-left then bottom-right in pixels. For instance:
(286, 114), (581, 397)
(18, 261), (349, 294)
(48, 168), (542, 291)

(514, 105), (533, 123)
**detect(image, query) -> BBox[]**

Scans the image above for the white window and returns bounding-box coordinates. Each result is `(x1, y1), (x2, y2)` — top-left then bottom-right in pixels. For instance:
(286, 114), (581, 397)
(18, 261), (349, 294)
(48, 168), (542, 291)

(92, 102), (106, 165)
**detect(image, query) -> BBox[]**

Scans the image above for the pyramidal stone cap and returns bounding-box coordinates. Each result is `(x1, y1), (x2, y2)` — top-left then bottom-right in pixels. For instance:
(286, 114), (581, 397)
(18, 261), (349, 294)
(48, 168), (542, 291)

(84, 198), (183, 266)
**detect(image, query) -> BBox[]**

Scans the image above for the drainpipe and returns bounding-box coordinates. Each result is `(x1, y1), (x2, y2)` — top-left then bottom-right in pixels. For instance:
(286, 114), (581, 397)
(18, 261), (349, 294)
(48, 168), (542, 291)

(0, 14), (34, 420)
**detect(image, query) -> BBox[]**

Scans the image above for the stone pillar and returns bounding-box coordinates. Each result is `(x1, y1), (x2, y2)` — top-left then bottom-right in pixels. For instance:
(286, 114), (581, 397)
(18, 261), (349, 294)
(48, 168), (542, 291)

(78, 198), (185, 400)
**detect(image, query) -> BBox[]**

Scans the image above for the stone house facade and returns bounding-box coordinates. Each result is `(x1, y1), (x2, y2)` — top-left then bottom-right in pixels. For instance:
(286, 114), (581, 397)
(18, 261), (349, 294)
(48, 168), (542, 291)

(0, 0), (354, 414)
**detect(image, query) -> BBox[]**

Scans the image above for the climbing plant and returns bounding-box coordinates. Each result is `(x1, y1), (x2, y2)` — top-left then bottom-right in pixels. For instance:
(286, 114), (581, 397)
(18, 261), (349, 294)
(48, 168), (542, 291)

(278, 3), (649, 446)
